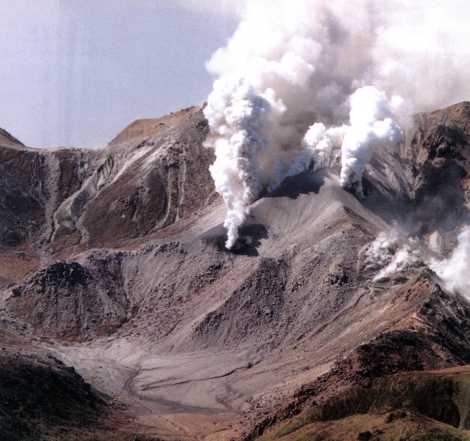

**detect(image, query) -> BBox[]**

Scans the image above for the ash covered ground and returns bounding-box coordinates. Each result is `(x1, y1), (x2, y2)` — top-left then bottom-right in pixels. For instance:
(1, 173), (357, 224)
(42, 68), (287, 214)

(0, 101), (470, 440)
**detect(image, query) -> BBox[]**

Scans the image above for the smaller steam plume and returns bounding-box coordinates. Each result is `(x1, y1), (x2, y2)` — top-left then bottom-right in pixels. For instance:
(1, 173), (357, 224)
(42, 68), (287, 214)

(338, 87), (403, 194)
(305, 86), (403, 196)
(360, 230), (422, 281)
(431, 227), (470, 299)
(362, 225), (470, 301)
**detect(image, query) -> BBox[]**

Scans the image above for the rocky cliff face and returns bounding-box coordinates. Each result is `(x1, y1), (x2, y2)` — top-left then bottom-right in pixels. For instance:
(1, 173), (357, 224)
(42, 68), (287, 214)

(0, 102), (469, 441)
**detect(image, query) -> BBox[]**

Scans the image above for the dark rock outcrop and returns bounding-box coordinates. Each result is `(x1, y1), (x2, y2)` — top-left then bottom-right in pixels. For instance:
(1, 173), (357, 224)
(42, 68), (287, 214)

(0, 348), (106, 441)
(6, 257), (129, 341)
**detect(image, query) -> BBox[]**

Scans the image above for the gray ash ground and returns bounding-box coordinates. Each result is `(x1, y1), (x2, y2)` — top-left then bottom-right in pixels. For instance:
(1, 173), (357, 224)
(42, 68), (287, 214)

(0, 103), (469, 440)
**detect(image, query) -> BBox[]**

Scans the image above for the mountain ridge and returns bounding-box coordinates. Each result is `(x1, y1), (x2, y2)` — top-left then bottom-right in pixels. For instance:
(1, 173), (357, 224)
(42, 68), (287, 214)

(0, 102), (469, 441)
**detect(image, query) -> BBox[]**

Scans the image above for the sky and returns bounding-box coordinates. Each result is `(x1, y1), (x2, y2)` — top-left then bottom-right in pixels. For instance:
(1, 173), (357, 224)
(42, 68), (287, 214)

(0, 0), (239, 148)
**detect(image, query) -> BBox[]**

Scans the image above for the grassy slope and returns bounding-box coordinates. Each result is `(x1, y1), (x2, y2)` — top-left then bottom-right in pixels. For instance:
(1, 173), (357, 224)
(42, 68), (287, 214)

(256, 368), (470, 441)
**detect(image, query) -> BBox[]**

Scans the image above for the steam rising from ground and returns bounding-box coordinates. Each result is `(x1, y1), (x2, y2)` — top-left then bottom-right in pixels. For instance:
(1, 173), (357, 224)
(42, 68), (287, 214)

(204, 0), (470, 247)
(363, 227), (470, 300)
(361, 230), (423, 281)
(431, 227), (470, 299)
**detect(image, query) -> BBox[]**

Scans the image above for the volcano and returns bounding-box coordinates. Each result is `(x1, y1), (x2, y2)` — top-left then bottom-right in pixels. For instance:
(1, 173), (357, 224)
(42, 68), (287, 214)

(0, 102), (470, 441)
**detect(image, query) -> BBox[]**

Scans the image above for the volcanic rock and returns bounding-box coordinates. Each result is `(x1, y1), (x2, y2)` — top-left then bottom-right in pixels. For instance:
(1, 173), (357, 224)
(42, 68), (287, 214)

(0, 103), (469, 441)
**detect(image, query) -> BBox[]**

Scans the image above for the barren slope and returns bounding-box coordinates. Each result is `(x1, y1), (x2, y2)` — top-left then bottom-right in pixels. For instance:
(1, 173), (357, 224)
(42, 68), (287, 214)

(0, 102), (469, 441)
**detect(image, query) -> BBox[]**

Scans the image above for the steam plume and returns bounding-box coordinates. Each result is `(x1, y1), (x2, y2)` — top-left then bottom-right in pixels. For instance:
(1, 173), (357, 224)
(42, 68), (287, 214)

(204, 79), (277, 248)
(305, 86), (403, 195)
(339, 87), (403, 193)
(204, 0), (470, 248)
(431, 227), (470, 299)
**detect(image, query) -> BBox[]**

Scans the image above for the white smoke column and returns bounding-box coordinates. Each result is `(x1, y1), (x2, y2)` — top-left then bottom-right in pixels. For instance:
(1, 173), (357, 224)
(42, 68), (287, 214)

(431, 226), (470, 299)
(303, 86), (403, 193)
(339, 87), (403, 194)
(204, 1), (326, 248)
(204, 79), (279, 249)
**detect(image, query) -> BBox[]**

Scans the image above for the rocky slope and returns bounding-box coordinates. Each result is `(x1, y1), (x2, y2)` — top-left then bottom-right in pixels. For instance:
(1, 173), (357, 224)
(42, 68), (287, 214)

(0, 102), (469, 441)
(0, 127), (23, 147)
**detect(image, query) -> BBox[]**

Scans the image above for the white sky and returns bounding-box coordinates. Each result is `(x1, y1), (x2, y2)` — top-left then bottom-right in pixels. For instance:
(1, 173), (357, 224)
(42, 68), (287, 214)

(0, 0), (238, 147)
